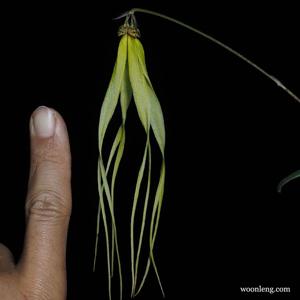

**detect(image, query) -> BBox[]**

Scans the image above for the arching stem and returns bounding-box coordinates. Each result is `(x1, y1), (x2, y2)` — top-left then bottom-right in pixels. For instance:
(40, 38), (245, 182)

(115, 8), (300, 104)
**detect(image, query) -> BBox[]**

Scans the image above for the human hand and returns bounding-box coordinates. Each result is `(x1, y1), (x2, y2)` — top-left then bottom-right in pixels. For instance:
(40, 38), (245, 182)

(0, 106), (71, 300)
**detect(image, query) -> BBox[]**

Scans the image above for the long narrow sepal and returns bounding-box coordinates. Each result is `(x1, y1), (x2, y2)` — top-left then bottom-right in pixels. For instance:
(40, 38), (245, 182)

(128, 35), (166, 297)
(98, 36), (128, 149)
(96, 35), (128, 300)
(110, 61), (132, 289)
(129, 134), (150, 296)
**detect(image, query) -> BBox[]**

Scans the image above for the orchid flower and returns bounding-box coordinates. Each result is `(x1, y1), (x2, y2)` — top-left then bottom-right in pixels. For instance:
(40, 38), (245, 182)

(94, 13), (165, 300)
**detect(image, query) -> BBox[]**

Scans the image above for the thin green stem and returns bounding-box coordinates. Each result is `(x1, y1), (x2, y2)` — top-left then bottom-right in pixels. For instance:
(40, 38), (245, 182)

(116, 8), (300, 104)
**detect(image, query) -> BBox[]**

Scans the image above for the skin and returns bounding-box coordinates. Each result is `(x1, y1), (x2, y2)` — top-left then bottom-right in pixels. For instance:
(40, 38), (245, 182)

(0, 106), (71, 300)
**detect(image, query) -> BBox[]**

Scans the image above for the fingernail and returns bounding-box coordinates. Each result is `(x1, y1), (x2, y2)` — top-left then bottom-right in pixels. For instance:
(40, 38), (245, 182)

(31, 106), (56, 138)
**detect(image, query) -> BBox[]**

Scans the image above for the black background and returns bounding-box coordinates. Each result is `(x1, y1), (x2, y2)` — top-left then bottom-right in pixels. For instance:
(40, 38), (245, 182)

(0, 0), (299, 299)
